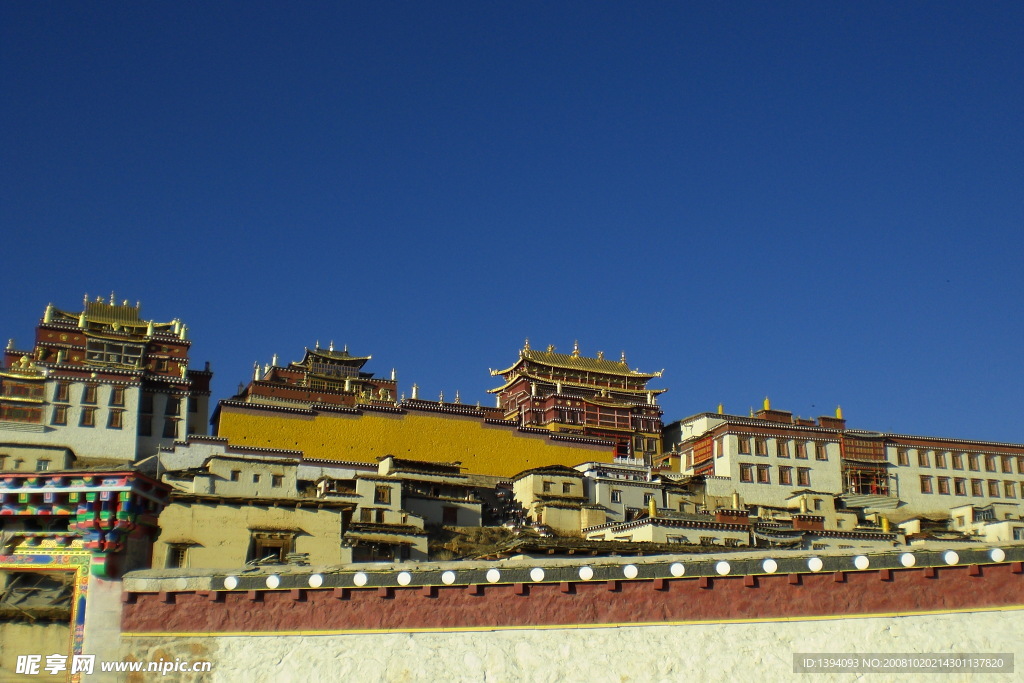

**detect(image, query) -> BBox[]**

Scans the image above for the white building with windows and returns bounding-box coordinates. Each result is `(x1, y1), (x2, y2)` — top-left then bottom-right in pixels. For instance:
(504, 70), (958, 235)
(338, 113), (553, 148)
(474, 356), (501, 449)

(0, 297), (211, 468)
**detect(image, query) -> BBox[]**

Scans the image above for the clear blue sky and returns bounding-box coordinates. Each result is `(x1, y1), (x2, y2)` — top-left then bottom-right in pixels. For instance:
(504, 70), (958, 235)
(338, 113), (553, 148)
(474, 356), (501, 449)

(3, 2), (1022, 442)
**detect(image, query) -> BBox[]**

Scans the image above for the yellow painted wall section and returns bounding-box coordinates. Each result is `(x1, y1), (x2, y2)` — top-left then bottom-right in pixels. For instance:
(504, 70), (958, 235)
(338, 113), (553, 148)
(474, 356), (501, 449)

(217, 406), (615, 478)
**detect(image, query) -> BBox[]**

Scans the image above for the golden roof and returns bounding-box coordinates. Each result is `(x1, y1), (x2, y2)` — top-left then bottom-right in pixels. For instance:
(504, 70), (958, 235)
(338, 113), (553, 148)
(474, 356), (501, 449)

(491, 347), (663, 379)
(487, 370), (668, 395)
(300, 346), (371, 366)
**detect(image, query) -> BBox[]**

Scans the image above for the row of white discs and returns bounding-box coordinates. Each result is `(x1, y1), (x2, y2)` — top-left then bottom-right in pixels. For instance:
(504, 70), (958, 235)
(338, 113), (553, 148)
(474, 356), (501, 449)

(223, 548), (1009, 591)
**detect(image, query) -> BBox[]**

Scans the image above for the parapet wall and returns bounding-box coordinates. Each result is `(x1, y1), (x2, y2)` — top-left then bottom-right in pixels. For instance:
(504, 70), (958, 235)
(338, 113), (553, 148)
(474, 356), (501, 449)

(123, 547), (1024, 633)
(118, 547), (1024, 681)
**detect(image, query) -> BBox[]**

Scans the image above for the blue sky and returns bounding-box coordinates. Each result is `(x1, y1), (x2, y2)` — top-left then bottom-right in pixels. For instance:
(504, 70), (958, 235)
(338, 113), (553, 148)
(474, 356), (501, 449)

(2, 3), (1022, 442)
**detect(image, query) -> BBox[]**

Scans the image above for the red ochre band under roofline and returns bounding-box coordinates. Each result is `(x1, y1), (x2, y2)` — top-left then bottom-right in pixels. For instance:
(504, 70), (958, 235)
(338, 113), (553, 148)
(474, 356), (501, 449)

(121, 547), (1024, 635)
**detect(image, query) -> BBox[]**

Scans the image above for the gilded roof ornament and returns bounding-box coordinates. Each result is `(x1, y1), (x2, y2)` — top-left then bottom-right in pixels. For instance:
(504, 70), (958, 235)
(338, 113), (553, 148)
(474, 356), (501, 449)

(764, 396), (771, 410)
(836, 405), (843, 419)
(572, 340), (580, 358)
(597, 351), (604, 360)
(454, 391), (461, 404)
(620, 351), (627, 365)
(547, 344), (555, 353)
(717, 403), (724, 415)
(523, 338), (530, 351)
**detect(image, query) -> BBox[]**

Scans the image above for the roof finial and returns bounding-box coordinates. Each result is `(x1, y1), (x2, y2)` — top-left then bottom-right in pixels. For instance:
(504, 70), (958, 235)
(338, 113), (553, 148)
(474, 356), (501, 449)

(546, 344), (555, 353)
(717, 403), (724, 414)
(6, 338), (13, 350)
(343, 344), (348, 353)
(83, 293), (89, 306)
(572, 340), (580, 357)
(439, 390), (445, 403)
(596, 350), (604, 360)
(411, 383), (419, 400)
(836, 405), (843, 419)
(43, 303), (54, 323)
(454, 391), (461, 404)
(109, 291), (115, 305)
(620, 351), (627, 365)
(329, 340), (334, 352)
(763, 396), (770, 411)
(523, 337), (530, 351)
(749, 406), (754, 417)
(315, 340), (320, 350)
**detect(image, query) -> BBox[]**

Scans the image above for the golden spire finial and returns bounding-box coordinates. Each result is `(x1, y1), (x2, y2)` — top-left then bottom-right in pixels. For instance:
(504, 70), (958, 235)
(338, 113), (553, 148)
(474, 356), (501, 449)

(523, 338), (530, 351)
(596, 350), (604, 360)
(329, 340), (334, 352)
(763, 396), (770, 410)
(439, 390), (445, 403)
(717, 403), (724, 415)
(547, 344), (555, 353)
(109, 292), (115, 305)
(749, 406), (754, 417)
(572, 340), (580, 357)
(836, 405), (843, 419)
(620, 351), (627, 364)
(454, 391), (461, 404)
(83, 293), (89, 306)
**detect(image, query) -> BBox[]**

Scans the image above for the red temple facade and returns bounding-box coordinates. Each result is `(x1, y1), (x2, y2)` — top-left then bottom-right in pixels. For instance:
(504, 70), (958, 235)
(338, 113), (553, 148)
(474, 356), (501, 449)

(489, 341), (665, 463)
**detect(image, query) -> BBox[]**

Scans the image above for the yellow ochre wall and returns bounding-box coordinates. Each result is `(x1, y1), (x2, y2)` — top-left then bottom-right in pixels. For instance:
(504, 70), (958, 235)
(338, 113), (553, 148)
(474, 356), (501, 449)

(216, 406), (614, 477)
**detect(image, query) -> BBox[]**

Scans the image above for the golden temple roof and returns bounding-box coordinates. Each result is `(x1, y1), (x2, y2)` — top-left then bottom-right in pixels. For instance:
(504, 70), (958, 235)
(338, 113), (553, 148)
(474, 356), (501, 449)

(491, 345), (663, 379)
(300, 345), (372, 366)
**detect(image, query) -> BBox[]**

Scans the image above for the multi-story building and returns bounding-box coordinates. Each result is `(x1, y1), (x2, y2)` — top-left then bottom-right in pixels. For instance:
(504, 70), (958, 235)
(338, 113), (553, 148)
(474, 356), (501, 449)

(663, 400), (1024, 534)
(1, 296), (211, 466)
(489, 341), (665, 463)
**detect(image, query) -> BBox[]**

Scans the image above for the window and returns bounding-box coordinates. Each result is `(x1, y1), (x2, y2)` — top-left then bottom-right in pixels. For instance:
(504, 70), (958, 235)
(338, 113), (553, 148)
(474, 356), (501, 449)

(82, 385), (97, 404)
(51, 405), (68, 425)
(935, 452), (946, 469)
(162, 418), (177, 439)
(737, 437), (751, 455)
(272, 475), (284, 488)
(167, 546), (189, 569)
(542, 481), (552, 493)
(937, 477), (950, 495)
(110, 386), (125, 406)
(755, 438), (767, 456)
(107, 410), (123, 429)
(1001, 456), (1013, 474)
(952, 453), (963, 470)
(374, 485), (391, 504)
(968, 454), (980, 471)
(188, 397), (198, 413)
(1018, 457), (1024, 475)
(253, 474), (261, 484)
(917, 451), (929, 467)
(954, 478), (967, 496)
(1005, 482), (1016, 499)
(165, 397), (180, 416)
(985, 455), (996, 472)
(795, 442), (808, 459)
(777, 441), (789, 458)
(562, 482), (572, 494)
(138, 415), (152, 437)
(740, 464), (754, 483)
(919, 476), (933, 494)
(814, 442), (828, 461)
(796, 468), (810, 487)
(643, 493), (655, 505)
(779, 466), (792, 485)
(610, 489), (622, 503)
(54, 382), (70, 402)
(141, 394), (154, 413)
(250, 532), (292, 564)
(988, 480), (1000, 497)
(35, 460), (49, 472)
(80, 407), (96, 427)
(813, 498), (822, 511)
(756, 465), (771, 484)
(897, 449), (909, 466)
(230, 470), (240, 482)
(971, 479), (983, 496)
